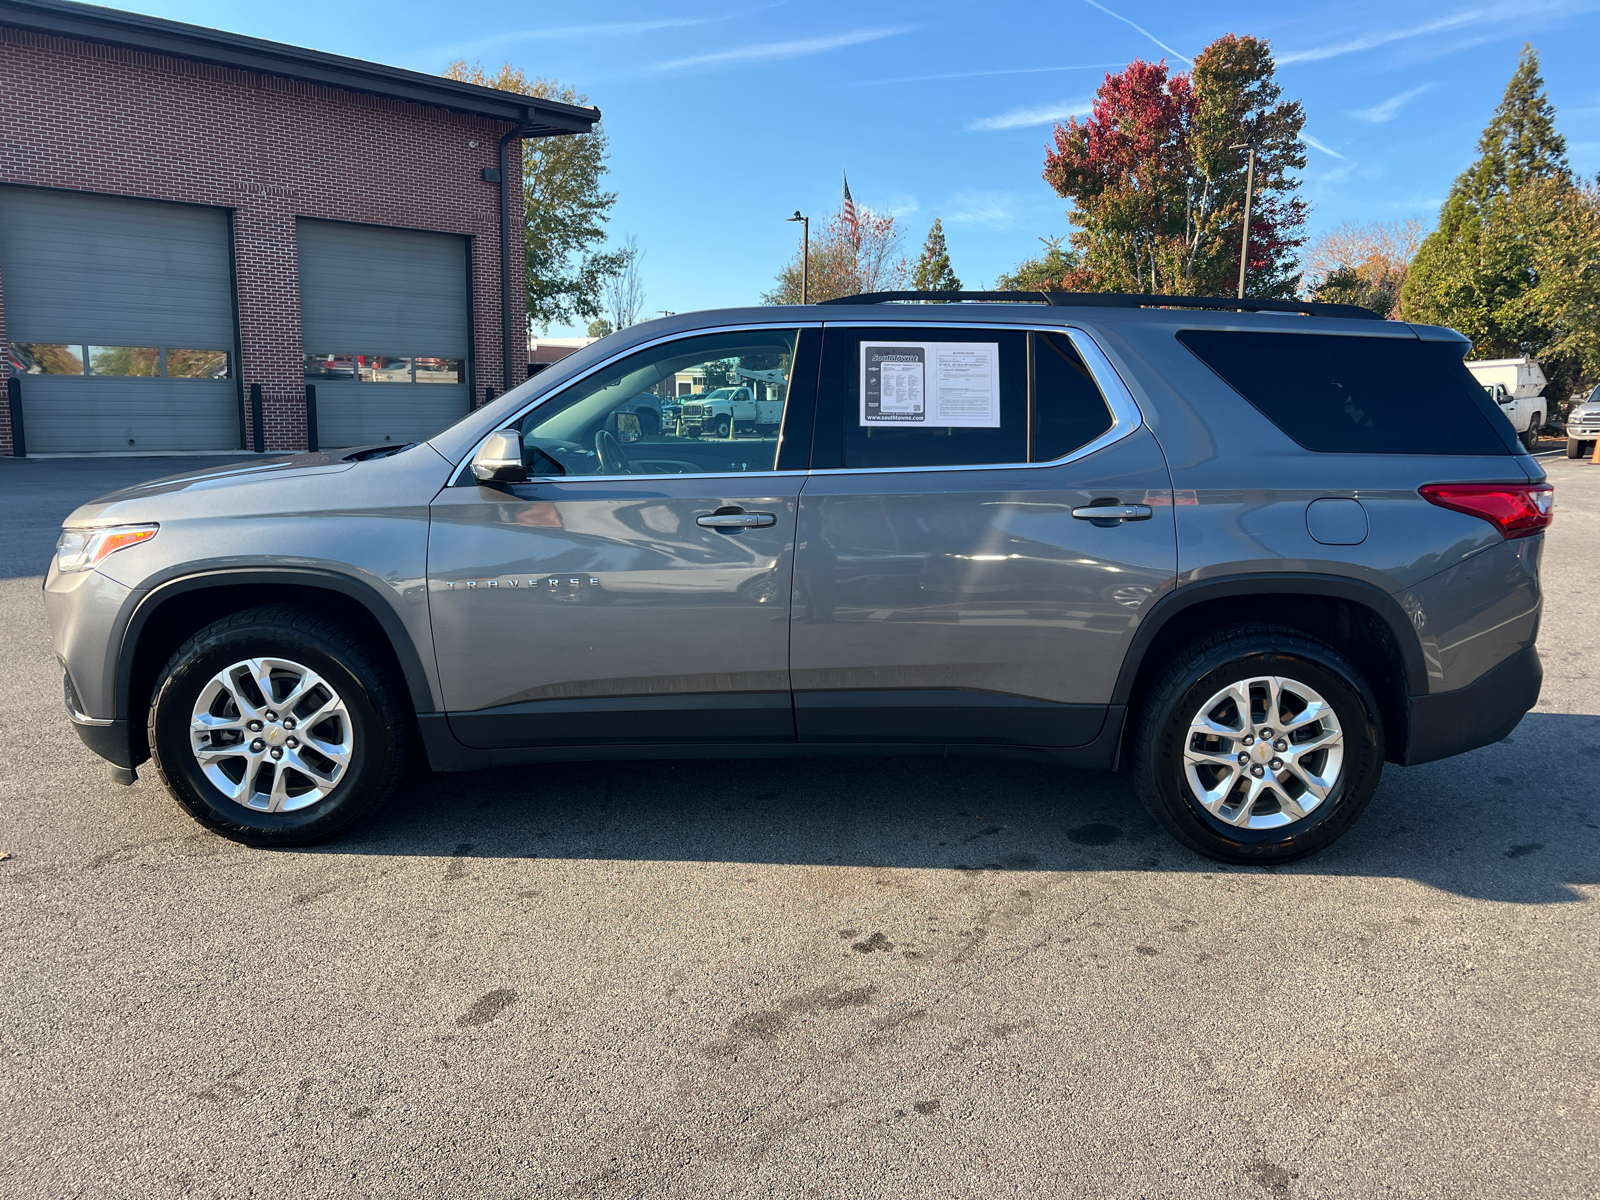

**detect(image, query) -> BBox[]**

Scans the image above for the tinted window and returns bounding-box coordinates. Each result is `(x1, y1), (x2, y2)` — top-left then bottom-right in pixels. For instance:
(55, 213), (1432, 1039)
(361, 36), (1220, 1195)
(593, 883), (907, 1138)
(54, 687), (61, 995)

(1035, 332), (1114, 460)
(821, 326), (1028, 468)
(515, 328), (798, 476)
(1177, 330), (1512, 455)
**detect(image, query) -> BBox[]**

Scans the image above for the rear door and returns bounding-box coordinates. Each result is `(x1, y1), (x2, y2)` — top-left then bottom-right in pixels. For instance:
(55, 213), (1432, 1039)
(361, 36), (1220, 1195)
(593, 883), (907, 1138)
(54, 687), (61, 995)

(791, 322), (1175, 747)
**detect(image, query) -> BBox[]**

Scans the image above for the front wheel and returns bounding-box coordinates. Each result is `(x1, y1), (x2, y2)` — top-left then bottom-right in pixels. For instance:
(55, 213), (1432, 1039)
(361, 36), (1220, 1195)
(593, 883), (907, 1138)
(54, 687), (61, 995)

(1130, 625), (1384, 864)
(147, 605), (409, 846)
(1568, 438), (1586, 459)
(713, 416), (731, 439)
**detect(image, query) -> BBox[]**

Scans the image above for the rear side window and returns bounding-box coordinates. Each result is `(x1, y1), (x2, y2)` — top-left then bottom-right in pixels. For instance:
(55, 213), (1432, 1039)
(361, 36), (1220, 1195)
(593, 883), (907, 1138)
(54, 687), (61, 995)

(1177, 330), (1513, 455)
(815, 326), (1113, 469)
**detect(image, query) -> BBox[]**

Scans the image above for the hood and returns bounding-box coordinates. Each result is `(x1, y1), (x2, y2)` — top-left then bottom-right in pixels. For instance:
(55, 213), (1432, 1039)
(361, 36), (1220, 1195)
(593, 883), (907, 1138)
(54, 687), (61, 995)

(64, 451), (359, 524)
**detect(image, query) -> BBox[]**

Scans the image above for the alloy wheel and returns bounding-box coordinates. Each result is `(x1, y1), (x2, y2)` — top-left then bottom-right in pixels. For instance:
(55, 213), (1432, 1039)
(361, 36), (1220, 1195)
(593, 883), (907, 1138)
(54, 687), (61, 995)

(189, 656), (353, 812)
(1181, 674), (1345, 829)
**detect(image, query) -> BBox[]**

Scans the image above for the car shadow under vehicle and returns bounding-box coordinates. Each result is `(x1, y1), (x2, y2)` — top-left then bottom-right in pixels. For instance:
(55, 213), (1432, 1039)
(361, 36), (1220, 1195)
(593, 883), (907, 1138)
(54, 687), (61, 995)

(303, 710), (1600, 906)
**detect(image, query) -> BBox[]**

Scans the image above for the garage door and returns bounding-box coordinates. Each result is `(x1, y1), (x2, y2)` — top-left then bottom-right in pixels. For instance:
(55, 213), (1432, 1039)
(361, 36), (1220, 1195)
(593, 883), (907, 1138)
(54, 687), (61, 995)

(297, 219), (471, 448)
(0, 186), (240, 454)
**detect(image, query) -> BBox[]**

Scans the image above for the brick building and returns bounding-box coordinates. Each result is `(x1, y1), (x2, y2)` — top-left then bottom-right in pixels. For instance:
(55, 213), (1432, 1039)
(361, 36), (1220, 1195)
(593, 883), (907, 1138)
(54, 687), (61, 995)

(0, 0), (598, 455)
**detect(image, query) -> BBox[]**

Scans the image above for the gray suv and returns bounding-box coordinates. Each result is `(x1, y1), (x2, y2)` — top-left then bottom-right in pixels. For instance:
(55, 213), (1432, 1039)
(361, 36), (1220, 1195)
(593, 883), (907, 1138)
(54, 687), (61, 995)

(46, 293), (1552, 864)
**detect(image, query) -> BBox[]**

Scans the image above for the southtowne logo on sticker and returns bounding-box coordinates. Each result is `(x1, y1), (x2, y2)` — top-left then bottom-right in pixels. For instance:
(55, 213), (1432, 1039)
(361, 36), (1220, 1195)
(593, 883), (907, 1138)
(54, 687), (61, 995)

(859, 341), (1001, 428)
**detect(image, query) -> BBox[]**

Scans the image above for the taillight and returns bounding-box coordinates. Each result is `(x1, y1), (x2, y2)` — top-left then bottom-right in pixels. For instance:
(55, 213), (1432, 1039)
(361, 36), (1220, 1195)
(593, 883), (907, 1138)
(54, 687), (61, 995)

(1419, 482), (1554, 539)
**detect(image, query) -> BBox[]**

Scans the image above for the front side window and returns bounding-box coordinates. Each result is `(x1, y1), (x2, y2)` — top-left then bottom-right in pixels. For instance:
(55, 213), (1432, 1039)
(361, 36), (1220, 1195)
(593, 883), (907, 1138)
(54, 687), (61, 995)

(512, 328), (798, 477)
(816, 325), (1113, 469)
(1177, 329), (1512, 455)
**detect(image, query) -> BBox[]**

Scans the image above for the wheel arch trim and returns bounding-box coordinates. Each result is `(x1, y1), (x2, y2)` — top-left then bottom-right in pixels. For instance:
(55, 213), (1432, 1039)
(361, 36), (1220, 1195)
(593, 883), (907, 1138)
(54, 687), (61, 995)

(115, 567), (438, 724)
(1112, 572), (1428, 708)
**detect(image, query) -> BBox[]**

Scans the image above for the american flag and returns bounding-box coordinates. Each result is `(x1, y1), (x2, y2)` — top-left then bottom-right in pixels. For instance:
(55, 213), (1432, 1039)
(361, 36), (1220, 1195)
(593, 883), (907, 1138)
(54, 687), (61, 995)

(841, 170), (859, 247)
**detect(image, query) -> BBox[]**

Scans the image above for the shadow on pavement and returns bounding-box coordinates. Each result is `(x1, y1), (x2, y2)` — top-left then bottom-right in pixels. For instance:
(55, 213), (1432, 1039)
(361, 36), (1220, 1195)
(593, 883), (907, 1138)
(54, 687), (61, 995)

(305, 710), (1600, 906)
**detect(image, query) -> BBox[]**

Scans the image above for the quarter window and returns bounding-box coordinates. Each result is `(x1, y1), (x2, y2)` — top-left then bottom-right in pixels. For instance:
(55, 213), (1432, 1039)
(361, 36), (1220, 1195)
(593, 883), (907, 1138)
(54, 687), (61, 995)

(1177, 329), (1512, 455)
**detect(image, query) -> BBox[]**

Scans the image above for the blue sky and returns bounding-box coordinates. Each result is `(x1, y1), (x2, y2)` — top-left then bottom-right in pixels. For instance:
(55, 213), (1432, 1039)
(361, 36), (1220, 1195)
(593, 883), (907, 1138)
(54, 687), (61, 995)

(119, 0), (1600, 332)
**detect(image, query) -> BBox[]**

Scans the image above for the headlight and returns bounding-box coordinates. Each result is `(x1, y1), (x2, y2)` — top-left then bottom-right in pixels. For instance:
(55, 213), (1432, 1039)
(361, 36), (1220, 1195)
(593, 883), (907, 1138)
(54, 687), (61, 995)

(55, 524), (158, 573)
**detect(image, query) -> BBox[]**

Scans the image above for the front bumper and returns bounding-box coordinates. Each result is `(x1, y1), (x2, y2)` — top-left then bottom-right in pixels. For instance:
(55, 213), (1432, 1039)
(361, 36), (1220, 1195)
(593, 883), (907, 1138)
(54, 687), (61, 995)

(1401, 644), (1542, 766)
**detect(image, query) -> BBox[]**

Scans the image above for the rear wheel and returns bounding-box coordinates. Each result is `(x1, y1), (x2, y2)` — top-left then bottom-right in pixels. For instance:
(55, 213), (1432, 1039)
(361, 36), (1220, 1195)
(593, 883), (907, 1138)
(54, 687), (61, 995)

(637, 408), (661, 437)
(1520, 423), (1539, 452)
(1130, 625), (1384, 864)
(147, 605), (408, 846)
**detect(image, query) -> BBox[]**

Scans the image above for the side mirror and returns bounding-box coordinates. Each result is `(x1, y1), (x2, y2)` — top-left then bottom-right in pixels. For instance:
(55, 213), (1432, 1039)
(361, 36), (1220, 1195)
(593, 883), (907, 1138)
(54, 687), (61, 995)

(470, 429), (527, 483)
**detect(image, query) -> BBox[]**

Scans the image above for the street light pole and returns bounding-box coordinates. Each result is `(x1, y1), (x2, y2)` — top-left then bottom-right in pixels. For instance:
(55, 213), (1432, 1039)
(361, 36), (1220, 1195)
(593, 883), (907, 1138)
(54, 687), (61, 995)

(787, 211), (809, 304)
(1236, 144), (1257, 300)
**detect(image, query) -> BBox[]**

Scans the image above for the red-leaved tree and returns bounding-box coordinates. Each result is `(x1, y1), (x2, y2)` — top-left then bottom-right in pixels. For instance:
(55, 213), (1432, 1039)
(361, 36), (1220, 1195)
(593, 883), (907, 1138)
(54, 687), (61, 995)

(1039, 35), (1306, 298)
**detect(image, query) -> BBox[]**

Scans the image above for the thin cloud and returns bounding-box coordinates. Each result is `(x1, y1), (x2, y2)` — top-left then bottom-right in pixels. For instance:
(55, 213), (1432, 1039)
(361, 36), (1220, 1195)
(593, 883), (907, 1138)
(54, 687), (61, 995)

(1276, 2), (1582, 66)
(944, 190), (1028, 229)
(437, 7), (778, 58)
(855, 62), (1123, 87)
(1079, 0), (1192, 65)
(1303, 134), (1348, 160)
(1350, 83), (1437, 122)
(969, 98), (1094, 132)
(654, 27), (910, 71)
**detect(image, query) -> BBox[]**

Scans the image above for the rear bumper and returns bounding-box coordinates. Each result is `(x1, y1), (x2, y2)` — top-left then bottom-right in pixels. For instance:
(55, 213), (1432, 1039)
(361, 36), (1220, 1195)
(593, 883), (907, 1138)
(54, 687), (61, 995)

(70, 715), (137, 768)
(1401, 644), (1541, 766)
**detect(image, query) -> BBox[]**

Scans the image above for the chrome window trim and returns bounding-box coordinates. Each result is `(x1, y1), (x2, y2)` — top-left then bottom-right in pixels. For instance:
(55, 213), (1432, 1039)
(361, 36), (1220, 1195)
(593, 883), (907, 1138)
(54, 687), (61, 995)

(451, 319), (1144, 485)
(453, 321), (821, 482)
(805, 320), (1145, 477)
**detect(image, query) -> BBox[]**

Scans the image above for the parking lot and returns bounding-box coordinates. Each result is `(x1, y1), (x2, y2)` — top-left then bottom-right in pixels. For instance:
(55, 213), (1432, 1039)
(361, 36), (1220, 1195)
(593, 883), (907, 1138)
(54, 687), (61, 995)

(1, 450), (1595, 1199)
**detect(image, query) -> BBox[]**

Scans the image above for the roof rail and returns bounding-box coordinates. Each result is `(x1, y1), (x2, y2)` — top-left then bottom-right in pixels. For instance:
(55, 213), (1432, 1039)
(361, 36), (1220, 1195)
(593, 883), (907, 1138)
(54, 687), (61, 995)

(816, 290), (1384, 321)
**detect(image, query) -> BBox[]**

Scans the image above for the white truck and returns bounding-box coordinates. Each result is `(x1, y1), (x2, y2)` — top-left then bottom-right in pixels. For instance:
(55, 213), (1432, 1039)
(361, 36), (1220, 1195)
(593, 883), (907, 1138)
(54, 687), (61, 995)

(676, 382), (785, 439)
(1465, 357), (1547, 452)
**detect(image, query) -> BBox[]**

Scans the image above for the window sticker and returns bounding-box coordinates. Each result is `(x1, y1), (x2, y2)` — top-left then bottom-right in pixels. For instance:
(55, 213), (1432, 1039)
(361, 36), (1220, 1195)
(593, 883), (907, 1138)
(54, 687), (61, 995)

(860, 341), (1000, 427)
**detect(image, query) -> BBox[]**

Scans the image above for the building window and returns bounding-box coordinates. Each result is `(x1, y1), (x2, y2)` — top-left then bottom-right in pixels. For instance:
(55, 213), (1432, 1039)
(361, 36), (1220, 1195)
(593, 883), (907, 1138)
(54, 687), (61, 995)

(166, 349), (232, 379)
(9, 344), (230, 379)
(304, 353), (462, 383)
(10, 343), (85, 375)
(88, 346), (160, 376)
(414, 357), (464, 384)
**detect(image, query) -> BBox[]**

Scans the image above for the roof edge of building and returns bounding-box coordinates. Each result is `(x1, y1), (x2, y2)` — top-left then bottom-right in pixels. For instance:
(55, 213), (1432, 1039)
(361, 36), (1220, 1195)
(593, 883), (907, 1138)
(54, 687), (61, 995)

(0, 0), (600, 135)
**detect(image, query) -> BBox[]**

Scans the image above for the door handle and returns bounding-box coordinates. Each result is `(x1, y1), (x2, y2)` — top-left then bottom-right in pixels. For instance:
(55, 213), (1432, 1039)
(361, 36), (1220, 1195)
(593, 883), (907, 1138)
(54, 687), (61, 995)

(1071, 503), (1153, 524)
(696, 511), (776, 529)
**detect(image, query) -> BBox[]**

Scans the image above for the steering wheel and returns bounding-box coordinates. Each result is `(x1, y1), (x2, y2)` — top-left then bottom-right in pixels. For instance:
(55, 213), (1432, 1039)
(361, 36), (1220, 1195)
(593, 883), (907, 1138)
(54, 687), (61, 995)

(594, 428), (630, 475)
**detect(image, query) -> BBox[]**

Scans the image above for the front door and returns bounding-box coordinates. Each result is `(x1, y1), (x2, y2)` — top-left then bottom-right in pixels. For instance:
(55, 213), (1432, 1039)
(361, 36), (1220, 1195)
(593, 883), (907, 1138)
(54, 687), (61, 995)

(428, 326), (815, 749)
(791, 322), (1176, 747)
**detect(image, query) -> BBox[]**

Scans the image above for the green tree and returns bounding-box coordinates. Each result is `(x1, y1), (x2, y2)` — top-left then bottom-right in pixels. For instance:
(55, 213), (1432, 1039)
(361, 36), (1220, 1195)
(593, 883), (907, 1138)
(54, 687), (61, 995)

(443, 62), (626, 330)
(764, 210), (906, 304)
(586, 318), (614, 338)
(1041, 34), (1306, 297)
(1402, 45), (1598, 398)
(995, 236), (1081, 291)
(911, 218), (961, 291)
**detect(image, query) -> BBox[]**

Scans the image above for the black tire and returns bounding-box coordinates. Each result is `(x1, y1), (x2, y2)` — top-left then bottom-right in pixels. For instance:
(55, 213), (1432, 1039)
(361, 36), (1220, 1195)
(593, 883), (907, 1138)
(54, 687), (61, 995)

(146, 604), (409, 846)
(637, 409), (661, 437)
(1129, 625), (1384, 865)
(714, 416), (731, 439)
(1568, 438), (1586, 459)
(1520, 424), (1538, 452)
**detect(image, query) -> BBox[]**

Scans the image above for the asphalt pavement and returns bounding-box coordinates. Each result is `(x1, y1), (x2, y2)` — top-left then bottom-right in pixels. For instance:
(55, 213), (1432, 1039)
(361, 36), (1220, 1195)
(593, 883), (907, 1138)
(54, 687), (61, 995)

(1, 450), (1595, 1199)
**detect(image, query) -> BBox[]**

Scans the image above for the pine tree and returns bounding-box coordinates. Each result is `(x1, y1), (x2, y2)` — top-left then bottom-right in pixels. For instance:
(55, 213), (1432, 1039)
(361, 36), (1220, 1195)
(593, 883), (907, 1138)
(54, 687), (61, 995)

(1402, 45), (1597, 400)
(912, 218), (961, 291)
(1459, 43), (1570, 209)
